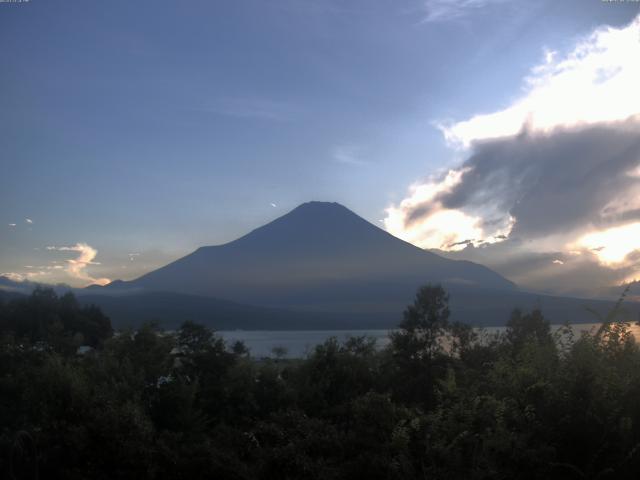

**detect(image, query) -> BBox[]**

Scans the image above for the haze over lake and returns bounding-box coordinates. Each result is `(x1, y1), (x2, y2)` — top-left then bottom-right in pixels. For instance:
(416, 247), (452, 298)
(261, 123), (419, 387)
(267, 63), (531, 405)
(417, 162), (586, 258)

(218, 322), (640, 358)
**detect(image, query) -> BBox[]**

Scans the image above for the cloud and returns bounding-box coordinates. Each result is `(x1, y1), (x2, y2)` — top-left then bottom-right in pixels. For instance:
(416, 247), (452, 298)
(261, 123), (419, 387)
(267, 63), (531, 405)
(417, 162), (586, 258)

(434, 120), (640, 242)
(385, 14), (640, 296)
(576, 222), (640, 266)
(435, 240), (640, 299)
(270, 203), (277, 208)
(128, 253), (140, 262)
(1, 271), (51, 282)
(1, 272), (29, 282)
(25, 218), (33, 224)
(332, 145), (367, 166)
(8, 223), (16, 227)
(385, 168), (514, 250)
(441, 15), (640, 147)
(48, 243), (111, 286)
(422, 0), (509, 23)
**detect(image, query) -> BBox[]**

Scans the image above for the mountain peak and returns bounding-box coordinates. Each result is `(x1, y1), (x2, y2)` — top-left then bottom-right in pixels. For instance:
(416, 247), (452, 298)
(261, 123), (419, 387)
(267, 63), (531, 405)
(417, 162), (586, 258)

(231, 201), (379, 249)
(286, 201), (356, 219)
(293, 201), (347, 210)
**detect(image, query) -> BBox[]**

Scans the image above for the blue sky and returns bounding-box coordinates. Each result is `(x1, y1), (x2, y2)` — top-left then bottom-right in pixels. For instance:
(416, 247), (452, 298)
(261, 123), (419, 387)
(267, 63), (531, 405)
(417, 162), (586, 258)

(1, 0), (639, 291)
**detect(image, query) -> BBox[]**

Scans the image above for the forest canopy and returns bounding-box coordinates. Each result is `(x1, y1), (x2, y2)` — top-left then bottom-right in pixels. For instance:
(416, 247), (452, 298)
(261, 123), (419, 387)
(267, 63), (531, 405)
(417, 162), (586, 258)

(1, 286), (640, 479)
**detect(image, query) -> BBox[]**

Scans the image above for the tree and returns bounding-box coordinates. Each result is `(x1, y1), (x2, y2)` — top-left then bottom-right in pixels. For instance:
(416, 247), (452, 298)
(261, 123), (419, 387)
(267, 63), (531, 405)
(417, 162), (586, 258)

(389, 284), (451, 407)
(231, 340), (249, 357)
(177, 320), (215, 355)
(271, 345), (288, 361)
(0, 288), (112, 353)
(505, 308), (551, 353)
(391, 284), (450, 364)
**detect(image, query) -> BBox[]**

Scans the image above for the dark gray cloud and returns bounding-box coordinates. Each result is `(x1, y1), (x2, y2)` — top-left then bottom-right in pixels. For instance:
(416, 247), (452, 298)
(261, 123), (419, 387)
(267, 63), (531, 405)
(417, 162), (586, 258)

(416, 118), (640, 239)
(435, 240), (640, 299)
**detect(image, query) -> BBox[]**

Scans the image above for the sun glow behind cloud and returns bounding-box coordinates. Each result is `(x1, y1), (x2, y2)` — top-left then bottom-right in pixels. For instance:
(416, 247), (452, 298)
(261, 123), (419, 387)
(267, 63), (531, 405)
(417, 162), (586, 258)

(384, 169), (514, 250)
(441, 15), (640, 148)
(576, 222), (640, 266)
(386, 207), (483, 251)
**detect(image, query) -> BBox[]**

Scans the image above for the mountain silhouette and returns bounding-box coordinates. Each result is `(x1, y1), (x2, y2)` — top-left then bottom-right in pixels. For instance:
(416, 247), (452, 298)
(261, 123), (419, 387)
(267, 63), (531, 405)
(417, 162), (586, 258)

(103, 202), (515, 314)
(4, 202), (637, 328)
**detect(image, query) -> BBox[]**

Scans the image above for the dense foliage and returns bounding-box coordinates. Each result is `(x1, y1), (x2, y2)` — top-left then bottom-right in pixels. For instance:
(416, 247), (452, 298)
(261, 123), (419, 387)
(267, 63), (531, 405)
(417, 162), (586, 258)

(1, 286), (640, 479)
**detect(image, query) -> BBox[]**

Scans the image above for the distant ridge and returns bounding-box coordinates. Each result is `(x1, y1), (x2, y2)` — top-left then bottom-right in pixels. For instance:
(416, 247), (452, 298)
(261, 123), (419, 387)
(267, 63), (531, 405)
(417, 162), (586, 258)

(3, 273), (637, 329)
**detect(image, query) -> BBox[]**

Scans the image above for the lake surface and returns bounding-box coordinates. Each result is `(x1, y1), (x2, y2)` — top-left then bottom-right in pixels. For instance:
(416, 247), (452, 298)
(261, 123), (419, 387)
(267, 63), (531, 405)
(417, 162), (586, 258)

(219, 322), (640, 358)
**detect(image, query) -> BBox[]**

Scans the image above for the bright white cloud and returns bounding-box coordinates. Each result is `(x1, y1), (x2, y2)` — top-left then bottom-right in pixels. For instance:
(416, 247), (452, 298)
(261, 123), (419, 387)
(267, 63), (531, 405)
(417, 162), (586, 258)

(384, 169), (514, 249)
(441, 15), (640, 147)
(384, 170), (474, 248)
(386, 207), (482, 251)
(25, 218), (33, 224)
(49, 243), (111, 286)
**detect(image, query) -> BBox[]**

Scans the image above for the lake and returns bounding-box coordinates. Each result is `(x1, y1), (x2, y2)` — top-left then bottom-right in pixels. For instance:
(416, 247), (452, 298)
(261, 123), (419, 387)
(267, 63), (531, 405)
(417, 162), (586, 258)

(219, 322), (640, 358)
